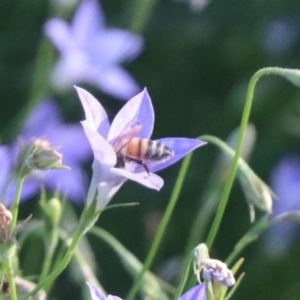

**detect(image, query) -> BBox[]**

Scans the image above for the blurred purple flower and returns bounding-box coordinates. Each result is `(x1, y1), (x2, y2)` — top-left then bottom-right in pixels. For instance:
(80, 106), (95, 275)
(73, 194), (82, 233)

(263, 17), (299, 55)
(265, 155), (300, 254)
(75, 86), (206, 209)
(87, 282), (122, 300)
(44, 0), (143, 100)
(1, 100), (92, 204)
(179, 283), (206, 300)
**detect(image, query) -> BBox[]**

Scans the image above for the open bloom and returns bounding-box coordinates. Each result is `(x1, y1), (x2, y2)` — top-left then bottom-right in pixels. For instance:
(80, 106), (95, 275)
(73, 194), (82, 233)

(265, 155), (300, 254)
(1, 100), (91, 204)
(179, 283), (206, 300)
(75, 86), (206, 209)
(44, 0), (143, 100)
(87, 282), (122, 300)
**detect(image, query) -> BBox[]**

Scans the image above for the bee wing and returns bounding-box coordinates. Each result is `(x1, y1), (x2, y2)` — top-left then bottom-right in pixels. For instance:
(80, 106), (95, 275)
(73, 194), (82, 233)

(112, 122), (142, 153)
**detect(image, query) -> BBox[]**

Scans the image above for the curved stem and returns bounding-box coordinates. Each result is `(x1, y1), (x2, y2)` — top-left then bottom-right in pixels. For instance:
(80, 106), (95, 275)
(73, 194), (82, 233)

(126, 154), (193, 300)
(225, 214), (269, 266)
(204, 67), (286, 249)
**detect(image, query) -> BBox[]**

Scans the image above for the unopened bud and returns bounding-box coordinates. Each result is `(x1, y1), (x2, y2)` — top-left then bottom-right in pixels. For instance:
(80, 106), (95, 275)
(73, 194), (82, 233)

(202, 258), (235, 287)
(0, 204), (12, 243)
(17, 138), (68, 174)
(193, 244), (210, 283)
(46, 197), (62, 227)
(27, 146), (62, 170)
(238, 166), (273, 216)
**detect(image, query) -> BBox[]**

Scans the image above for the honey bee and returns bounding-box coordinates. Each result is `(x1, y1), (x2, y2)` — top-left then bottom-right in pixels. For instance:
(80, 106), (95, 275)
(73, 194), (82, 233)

(112, 122), (174, 174)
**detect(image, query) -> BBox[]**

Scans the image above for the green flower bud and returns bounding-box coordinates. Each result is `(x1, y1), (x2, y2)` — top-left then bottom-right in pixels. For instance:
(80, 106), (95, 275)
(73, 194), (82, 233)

(46, 197), (62, 227)
(276, 68), (300, 88)
(27, 146), (62, 170)
(238, 165), (274, 220)
(17, 138), (68, 175)
(193, 243), (209, 283)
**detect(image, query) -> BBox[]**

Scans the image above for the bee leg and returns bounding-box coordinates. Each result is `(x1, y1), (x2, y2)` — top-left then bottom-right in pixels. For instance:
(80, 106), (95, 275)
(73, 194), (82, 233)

(127, 157), (150, 175)
(115, 155), (125, 168)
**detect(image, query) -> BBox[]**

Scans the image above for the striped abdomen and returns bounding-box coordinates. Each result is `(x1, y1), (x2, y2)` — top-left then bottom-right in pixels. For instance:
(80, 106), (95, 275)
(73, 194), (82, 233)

(119, 138), (173, 161)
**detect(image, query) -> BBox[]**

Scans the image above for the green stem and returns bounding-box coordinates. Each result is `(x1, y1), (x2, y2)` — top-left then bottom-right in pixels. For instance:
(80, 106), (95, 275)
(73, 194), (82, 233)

(172, 253), (193, 300)
(39, 229), (59, 283)
(5, 258), (17, 300)
(129, 0), (159, 33)
(10, 175), (25, 232)
(204, 67), (283, 249)
(59, 229), (101, 287)
(126, 154), (193, 300)
(225, 215), (269, 266)
(90, 227), (174, 296)
(24, 204), (99, 299)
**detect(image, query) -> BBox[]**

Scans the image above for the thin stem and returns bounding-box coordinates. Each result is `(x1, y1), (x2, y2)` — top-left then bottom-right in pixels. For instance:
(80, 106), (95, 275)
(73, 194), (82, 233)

(59, 229), (101, 287)
(5, 258), (17, 300)
(126, 154), (193, 300)
(225, 215), (269, 266)
(24, 204), (99, 299)
(90, 227), (175, 296)
(205, 67), (283, 249)
(10, 175), (25, 232)
(172, 253), (193, 300)
(128, 0), (159, 33)
(39, 229), (59, 283)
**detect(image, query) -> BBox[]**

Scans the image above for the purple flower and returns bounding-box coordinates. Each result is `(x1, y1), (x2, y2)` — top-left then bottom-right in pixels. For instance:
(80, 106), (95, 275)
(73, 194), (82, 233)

(75, 86), (206, 209)
(87, 282), (122, 300)
(265, 155), (300, 254)
(179, 283), (206, 300)
(44, 0), (143, 100)
(2, 100), (92, 204)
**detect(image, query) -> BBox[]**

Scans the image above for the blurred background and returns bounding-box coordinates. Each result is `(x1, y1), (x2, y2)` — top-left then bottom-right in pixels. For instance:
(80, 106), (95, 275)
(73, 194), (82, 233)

(1, 0), (300, 299)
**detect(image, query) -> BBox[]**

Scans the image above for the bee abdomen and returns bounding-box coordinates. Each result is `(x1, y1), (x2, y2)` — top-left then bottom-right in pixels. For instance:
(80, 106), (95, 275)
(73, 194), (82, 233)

(145, 140), (173, 160)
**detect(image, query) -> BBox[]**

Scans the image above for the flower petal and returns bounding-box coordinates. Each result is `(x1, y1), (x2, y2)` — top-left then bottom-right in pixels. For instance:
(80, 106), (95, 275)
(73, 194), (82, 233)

(22, 100), (61, 137)
(111, 168), (164, 190)
(86, 282), (107, 300)
(51, 53), (91, 92)
(91, 29), (143, 65)
(81, 121), (116, 166)
(44, 19), (73, 53)
(45, 167), (87, 203)
(108, 88), (154, 143)
(46, 123), (92, 164)
(75, 86), (110, 137)
(93, 66), (141, 101)
(72, 0), (105, 45)
(179, 283), (206, 300)
(264, 155), (300, 254)
(146, 138), (206, 173)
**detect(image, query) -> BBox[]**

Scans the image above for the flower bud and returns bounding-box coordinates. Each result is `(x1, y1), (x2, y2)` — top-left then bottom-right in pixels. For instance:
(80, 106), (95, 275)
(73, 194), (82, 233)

(0, 204), (12, 243)
(193, 243), (209, 283)
(17, 138), (67, 174)
(276, 68), (300, 88)
(45, 197), (62, 227)
(238, 166), (273, 216)
(27, 146), (62, 170)
(202, 258), (235, 287)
